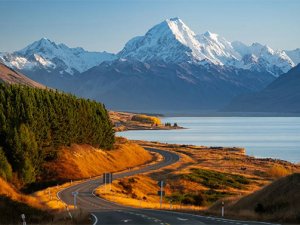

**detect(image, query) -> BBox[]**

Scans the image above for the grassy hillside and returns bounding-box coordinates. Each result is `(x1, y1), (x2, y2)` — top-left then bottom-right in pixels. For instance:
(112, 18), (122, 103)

(97, 141), (300, 212)
(44, 138), (152, 181)
(226, 173), (300, 222)
(0, 83), (114, 186)
(0, 63), (46, 88)
(0, 177), (51, 224)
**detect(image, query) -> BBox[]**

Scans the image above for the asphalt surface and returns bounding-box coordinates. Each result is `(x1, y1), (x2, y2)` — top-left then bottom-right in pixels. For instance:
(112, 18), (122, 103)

(58, 148), (279, 225)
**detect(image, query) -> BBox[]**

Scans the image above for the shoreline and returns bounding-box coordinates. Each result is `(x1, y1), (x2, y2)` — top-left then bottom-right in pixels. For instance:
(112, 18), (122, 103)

(117, 116), (300, 164)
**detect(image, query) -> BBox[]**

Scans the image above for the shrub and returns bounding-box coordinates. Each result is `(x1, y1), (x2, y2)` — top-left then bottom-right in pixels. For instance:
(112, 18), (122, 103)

(131, 115), (161, 125)
(267, 165), (291, 178)
(184, 168), (250, 190)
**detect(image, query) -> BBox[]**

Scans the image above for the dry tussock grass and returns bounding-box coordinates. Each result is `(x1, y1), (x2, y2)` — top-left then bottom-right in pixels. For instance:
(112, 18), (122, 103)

(44, 139), (152, 180)
(0, 177), (43, 209)
(98, 141), (300, 216)
(267, 164), (292, 178)
(1, 139), (153, 213)
(95, 175), (205, 211)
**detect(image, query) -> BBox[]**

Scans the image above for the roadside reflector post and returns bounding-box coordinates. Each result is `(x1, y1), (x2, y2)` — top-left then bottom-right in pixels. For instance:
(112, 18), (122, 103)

(157, 180), (166, 209)
(72, 191), (79, 209)
(21, 214), (26, 225)
(221, 201), (225, 217)
(160, 180), (163, 209)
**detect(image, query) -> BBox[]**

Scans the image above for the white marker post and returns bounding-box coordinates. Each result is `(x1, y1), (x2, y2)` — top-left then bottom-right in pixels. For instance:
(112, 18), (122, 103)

(157, 180), (165, 209)
(221, 201), (225, 217)
(160, 181), (163, 209)
(21, 214), (26, 225)
(72, 191), (78, 209)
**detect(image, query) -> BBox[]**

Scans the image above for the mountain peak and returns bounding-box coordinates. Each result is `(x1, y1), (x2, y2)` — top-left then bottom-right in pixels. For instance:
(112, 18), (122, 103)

(168, 17), (180, 22)
(118, 18), (203, 63)
(203, 31), (218, 40)
(16, 37), (58, 56)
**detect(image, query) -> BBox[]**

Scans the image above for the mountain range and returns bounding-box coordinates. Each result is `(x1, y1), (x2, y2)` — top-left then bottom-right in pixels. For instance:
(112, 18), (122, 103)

(224, 64), (300, 113)
(1, 18), (299, 113)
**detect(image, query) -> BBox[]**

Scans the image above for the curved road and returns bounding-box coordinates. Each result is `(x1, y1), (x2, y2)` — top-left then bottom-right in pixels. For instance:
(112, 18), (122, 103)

(58, 148), (278, 225)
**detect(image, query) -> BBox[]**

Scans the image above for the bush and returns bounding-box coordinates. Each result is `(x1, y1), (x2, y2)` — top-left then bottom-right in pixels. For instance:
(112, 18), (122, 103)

(267, 165), (291, 178)
(131, 115), (161, 125)
(184, 168), (250, 190)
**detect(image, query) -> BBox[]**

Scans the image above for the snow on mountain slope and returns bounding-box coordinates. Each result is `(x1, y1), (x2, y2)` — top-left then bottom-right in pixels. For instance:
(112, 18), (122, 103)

(118, 18), (295, 76)
(232, 42), (294, 75)
(0, 18), (297, 78)
(195, 31), (240, 65)
(118, 17), (207, 63)
(118, 18), (239, 65)
(1, 38), (116, 75)
(285, 48), (300, 65)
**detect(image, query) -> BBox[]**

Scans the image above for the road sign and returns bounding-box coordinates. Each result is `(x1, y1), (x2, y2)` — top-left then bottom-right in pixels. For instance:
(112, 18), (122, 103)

(157, 191), (165, 196)
(72, 191), (79, 196)
(103, 173), (113, 184)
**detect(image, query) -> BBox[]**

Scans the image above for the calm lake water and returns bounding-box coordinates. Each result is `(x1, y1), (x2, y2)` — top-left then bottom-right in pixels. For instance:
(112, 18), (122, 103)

(118, 117), (300, 163)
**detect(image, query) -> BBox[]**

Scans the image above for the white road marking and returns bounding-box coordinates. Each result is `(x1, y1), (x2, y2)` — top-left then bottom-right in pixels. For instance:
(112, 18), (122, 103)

(91, 213), (98, 225)
(177, 217), (188, 221)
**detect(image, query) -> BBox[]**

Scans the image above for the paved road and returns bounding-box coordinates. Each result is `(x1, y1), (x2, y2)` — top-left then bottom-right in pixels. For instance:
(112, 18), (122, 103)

(58, 148), (279, 225)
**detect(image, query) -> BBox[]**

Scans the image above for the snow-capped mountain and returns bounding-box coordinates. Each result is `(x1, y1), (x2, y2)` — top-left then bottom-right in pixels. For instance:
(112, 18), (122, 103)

(118, 18), (295, 76)
(285, 48), (300, 65)
(118, 18), (239, 65)
(232, 42), (294, 75)
(0, 18), (297, 78)
(118, 18), (208, 63)
(1, 17), (299, 113)
(0, 38), (116, 75)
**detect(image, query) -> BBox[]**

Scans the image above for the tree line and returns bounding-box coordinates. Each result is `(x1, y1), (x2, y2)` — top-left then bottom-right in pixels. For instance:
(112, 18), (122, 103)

(0, 84), (114, 185)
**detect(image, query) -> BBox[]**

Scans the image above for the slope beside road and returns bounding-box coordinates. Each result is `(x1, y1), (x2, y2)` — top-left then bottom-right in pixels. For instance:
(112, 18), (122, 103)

(58, 148), (279, 225)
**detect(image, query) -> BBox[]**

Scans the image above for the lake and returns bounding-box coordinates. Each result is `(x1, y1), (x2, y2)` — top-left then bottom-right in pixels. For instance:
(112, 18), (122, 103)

(118, 117), (300, 163)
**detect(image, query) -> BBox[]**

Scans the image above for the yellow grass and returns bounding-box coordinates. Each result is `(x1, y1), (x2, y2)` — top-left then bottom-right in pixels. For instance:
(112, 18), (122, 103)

(0, 177), (43, 209)
(1, 139), (154, 212)
(267, 164), (292, 178)
(95, 175), (205, 211)
(44, 138), (153, 180)
(100, 141), (300, 211)
(131, 114), (161, 125)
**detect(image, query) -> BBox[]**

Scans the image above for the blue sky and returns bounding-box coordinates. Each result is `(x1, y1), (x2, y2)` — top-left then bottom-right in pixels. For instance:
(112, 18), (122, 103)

(0, 0), (299, 53)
